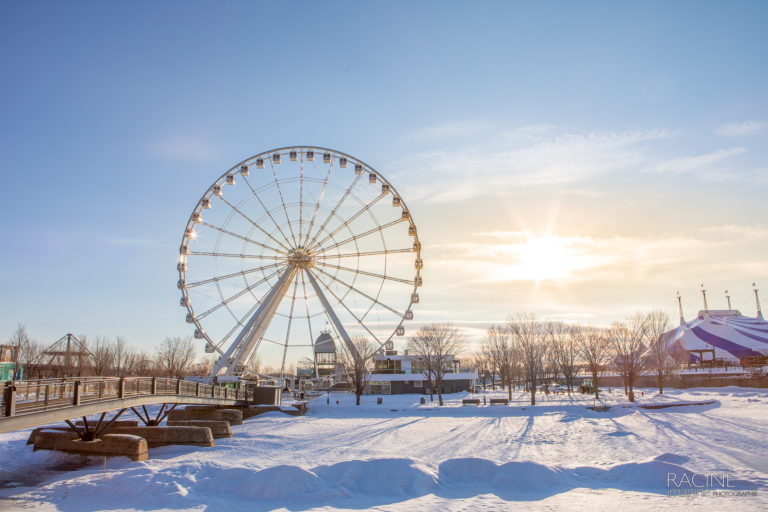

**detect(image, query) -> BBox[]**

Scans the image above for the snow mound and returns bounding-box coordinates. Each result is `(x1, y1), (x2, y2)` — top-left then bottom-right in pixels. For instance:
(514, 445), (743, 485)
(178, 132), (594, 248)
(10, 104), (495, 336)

(313, 458), (435, 497)
(198, 464), (326, 501)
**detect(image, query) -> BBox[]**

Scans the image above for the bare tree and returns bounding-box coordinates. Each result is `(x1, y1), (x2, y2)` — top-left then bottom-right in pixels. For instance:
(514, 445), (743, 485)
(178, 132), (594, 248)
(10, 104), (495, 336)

(642, 310), (682, 394)
(91, 336), (115, 376)
(408, 323), (463, 406)
(576, 325), (609, 399)
(155, 337), (196, 379)
(508, 314), (546, 405)
(8, 324), (37, 380)
(548, 322), (579, 396)
(337, 336), (377, 405)
(112, 336), (132, 377)
(486, 325), (516, 400)
(470, 350), (492, 390)
(607, 313), (648, 403)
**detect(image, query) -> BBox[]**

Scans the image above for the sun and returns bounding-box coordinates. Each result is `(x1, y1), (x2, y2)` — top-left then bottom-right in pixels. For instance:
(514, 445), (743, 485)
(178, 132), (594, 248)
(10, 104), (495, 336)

(490, 234), (594, 282)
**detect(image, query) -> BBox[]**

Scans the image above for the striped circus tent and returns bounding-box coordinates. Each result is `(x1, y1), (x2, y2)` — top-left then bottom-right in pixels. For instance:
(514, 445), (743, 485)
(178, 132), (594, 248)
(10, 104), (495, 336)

(661, 309), (768, 363)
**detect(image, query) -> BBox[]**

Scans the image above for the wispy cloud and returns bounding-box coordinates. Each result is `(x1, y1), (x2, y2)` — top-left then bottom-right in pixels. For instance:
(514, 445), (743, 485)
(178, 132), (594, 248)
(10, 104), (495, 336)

(716, 121), (765, 137)
(645, 147), (746, 174)
(390, 126), (673, 203)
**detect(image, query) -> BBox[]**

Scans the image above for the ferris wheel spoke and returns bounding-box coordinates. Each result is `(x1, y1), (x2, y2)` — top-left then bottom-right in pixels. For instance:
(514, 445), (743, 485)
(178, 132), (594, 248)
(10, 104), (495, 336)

(301, 161), (334, 248)
(304, 172), (363, 249)
(241, 175), (296, 248)
(199, 221), (287, 255)
(299, 271), (317, 378)
(280, 277), (301, 376)
(314, 260), (415, 285)
(308, 194), (385, 252)
(313, 218), (406, 255)
(188, 251), (284, 260)
(317, 247), (415, 259)
(305, 268), (383, 346)
(217, 196), (292, 252)
(312, 265), (404, 318)
(299, 155), (304, 247)
(186, 261), (286, 288)
(269, 160), (299, 247)
(196, 266), (284, 320)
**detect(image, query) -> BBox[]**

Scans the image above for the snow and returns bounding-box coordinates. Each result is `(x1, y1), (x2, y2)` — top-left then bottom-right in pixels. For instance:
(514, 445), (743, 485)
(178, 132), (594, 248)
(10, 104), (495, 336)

(1, 387), (767, 511)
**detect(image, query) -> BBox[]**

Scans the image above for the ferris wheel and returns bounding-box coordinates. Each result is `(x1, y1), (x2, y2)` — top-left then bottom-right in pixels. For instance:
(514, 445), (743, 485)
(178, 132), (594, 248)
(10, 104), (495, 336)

(177, 146), (422, 377)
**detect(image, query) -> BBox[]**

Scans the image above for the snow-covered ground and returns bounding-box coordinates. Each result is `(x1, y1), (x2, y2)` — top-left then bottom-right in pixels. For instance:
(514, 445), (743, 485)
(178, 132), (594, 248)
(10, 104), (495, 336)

(1, 387), (766, 511)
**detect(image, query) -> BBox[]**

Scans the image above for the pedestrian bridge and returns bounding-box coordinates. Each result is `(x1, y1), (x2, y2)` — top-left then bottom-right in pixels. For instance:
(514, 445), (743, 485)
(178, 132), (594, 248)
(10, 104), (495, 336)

(1, 376), (250, 434)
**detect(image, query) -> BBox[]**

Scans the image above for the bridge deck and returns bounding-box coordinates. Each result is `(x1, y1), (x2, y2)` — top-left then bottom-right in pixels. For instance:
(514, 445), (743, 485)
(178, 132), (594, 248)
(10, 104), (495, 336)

(1, 377), (250, 434)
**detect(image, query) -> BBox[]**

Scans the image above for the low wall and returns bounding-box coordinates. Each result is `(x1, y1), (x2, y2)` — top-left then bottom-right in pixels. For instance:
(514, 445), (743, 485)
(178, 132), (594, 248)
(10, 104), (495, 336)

(166, 420), (231, 438)
(595, 374), (768, 389)
(167, 407), (243, 425)
(109, 426), (214, 447)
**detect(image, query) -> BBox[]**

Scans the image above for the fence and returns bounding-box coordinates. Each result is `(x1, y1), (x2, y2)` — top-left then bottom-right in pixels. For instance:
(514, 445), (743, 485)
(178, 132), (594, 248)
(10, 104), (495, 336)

(2, 376), (250, 418)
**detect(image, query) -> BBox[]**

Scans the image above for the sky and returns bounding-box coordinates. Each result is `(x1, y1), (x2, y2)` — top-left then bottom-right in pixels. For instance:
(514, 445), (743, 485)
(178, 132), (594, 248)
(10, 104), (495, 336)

(1, 1), (767, 364)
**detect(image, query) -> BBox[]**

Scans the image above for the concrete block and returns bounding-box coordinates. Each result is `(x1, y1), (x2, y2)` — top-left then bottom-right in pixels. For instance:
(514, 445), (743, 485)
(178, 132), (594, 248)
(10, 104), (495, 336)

(27, 427), (72, 445)
(167, 407), (243, 425)
(32, 430), (148, 461)
(110, 426), (215, 447)
(166, 420), (232, 438)
(244, 405), (281, 418)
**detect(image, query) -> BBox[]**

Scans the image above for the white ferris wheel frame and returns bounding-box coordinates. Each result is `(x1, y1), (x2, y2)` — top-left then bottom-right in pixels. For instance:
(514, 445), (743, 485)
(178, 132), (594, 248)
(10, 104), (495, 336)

(176, 146), (422, 378)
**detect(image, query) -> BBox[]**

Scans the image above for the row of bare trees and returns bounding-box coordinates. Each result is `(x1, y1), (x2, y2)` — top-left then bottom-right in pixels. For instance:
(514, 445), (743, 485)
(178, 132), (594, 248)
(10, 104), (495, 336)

(474, 311), (683, 404)
(5, 325), (199, 380)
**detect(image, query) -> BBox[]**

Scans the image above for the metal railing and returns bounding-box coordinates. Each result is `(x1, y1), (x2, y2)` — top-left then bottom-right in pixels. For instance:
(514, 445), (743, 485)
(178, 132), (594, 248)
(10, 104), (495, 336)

(2, 377), (250, 418)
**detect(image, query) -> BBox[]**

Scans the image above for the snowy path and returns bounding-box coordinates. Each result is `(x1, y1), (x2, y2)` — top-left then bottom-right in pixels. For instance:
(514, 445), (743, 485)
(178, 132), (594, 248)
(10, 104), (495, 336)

(0, 387), (766, 511)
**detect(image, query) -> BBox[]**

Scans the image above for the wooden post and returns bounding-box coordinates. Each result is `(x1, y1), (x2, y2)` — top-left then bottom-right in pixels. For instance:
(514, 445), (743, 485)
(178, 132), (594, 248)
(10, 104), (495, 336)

(44, 384), (49, 409)
(195, 382), (200, 396)
(3, 385), (16, 417)
(176, 379), (181, 395)
(151, 377), (157, 395)
(118, 378), (125, 399)
(73, 380), (81, 406)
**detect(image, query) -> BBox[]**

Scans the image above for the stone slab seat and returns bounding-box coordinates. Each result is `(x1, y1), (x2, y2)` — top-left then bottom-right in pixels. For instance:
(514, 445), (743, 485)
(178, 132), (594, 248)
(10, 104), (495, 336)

(166, 420), (232, 438)
(244, 405), (282, 418)
(32, 430), (148, 461)
(462, 399), (481, 406)
(27, 426), (72, 445)
(109, 426), (215, 447)
(166, 407), (243, 425)
(489, 398), (509, 405)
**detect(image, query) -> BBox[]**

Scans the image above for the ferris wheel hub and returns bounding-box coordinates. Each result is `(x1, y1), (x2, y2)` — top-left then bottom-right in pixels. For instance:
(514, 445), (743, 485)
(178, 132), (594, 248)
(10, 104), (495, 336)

(287, 247), (314, 268)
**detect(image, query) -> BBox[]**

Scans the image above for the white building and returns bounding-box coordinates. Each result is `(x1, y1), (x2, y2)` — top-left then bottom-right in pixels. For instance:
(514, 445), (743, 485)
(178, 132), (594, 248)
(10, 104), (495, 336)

(366, 350), (478, 395)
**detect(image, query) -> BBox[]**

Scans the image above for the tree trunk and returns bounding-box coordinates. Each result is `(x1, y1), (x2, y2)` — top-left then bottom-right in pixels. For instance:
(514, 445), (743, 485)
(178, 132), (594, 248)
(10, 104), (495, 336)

(356, 392), (361, 405)
(530, 384), (536, 406)
(592, 371), (599, 399)
(508, 382), (512, 401)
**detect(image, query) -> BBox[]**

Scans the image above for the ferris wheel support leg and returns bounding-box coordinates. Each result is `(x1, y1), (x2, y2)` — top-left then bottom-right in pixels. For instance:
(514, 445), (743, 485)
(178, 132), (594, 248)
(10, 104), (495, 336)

(210, 266), (297, 377)
(304, 269), (360, 362)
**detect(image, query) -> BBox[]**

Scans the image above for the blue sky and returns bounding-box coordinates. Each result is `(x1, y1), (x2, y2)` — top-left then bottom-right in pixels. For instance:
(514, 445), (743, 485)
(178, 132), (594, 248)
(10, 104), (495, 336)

(2, 1), (767, 362)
